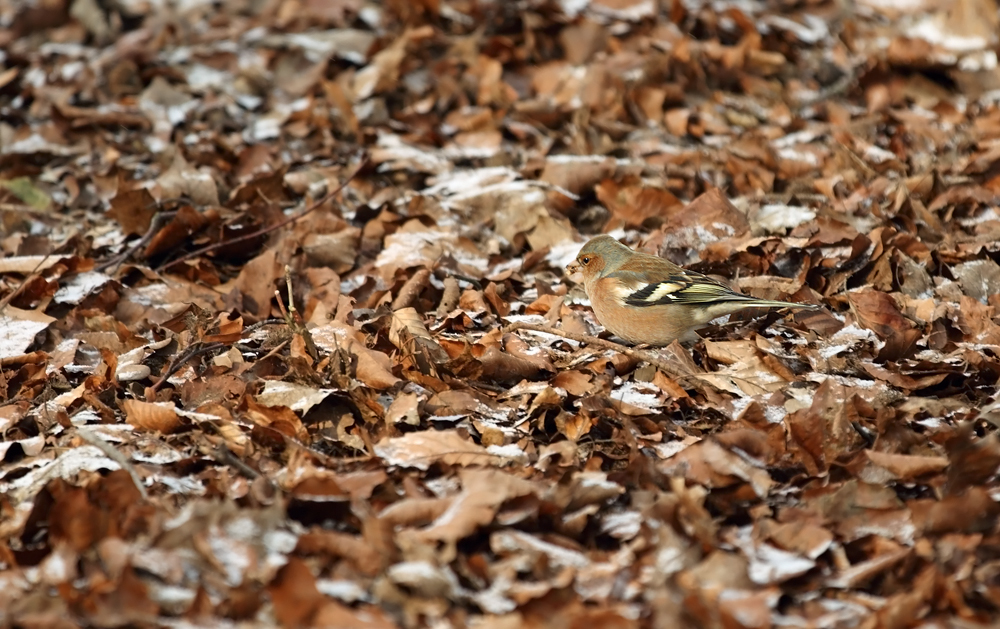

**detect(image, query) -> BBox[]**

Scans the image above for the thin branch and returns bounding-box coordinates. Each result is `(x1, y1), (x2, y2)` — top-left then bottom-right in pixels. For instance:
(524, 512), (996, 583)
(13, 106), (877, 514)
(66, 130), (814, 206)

(0, 251), (55, 314)
(96, 210), (177, 273)
(199, 438), (266, 484)
(157, 156), (368, 272)
(76, 427), (149, 500)
(503, 321), (697, 384)
(278, 265), (318, 359)
(243, 318), (286, 335)
(148, 342), (226, 395)
(257, 339), (290, 362)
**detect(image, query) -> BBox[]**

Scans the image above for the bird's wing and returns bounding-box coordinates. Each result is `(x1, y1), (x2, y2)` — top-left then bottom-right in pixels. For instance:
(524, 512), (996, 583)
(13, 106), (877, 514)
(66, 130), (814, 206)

(606, 267), (751, 307)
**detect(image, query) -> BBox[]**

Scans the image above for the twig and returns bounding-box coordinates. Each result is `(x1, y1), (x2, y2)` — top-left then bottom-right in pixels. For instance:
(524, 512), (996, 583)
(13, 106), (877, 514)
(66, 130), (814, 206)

(148, 342), (226, 395)
(257, 339), (290, 362)
(835, 140), (879, 182)
(503, 321), (696, 384)
(279, 265), (318, 359)
(274, 286), (291, 320)
(243, 318), (286, 335)
(267, 423), (370, 469)
(0, 251), (55, 314)
(76, 427), (149, 500)
(795, 70), (857, 111)
(199, 438), (264, 483)
(96, 210), (176, 273)
(157, 156), (368, 272)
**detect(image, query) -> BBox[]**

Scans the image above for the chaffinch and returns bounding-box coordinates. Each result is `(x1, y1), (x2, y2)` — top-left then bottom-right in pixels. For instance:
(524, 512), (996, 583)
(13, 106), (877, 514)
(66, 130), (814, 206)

(566, 235), (819, 345)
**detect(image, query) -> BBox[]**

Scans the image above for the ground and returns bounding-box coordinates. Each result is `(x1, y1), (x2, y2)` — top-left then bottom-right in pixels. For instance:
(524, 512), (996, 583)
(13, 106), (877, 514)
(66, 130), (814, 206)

(2, 0), (1000, 626)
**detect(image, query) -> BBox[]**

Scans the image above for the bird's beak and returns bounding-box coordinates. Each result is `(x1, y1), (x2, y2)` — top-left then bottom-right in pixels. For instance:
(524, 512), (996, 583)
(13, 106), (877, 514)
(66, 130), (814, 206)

(565, 260), (583, 283)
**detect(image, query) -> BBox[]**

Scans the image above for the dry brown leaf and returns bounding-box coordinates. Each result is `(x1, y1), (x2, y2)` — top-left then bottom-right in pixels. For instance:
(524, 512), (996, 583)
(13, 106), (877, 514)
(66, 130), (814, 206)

(155, 151), (219, 206)
(858, 449), (949, 483)
(108, 184), (156, 236)
(389, 307), (449, 374)
(311, 321), (400, 389)
(1, 305), (56, 354)
(385, 391), (421, 426)
(267, 558), (324, 627)
(595, 175), (683, 230)
(122, 399), (184, 433)
(644, 188), (751, 264)
(374, 429), (491, 470)
(411, 468), (539, 543)
(848, 289), (913, 340)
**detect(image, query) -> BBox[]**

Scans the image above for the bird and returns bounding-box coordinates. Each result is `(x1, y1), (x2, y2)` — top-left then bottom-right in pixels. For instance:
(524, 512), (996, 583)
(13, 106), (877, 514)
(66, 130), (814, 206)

(566, 235), (819, 346)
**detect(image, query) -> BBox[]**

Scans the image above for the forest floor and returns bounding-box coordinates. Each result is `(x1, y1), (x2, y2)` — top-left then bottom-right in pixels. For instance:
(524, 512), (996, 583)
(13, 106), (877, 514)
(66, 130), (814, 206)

(3, 0), (1000, 626)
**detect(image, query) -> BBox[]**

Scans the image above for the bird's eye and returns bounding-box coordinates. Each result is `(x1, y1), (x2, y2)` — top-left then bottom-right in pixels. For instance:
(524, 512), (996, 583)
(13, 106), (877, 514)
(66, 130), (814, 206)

(580, 256), (591, 265)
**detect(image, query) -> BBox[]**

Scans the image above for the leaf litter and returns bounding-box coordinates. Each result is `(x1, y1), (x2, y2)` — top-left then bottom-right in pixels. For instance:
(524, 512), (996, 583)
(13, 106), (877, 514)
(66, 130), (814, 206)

(4, 0), (1000, 626)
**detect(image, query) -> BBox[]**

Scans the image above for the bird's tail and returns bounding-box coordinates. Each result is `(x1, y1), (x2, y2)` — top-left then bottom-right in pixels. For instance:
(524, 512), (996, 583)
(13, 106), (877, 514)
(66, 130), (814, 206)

(741, 298), (820, 310)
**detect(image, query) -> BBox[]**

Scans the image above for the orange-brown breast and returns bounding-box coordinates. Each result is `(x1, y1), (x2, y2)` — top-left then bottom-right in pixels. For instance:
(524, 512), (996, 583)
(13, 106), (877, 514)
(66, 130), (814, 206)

(586, 276), (699, 345)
